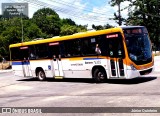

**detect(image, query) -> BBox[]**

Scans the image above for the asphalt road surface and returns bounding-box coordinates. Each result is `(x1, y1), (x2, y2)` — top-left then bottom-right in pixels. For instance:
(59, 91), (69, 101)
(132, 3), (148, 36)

(0, 70), (160, 115)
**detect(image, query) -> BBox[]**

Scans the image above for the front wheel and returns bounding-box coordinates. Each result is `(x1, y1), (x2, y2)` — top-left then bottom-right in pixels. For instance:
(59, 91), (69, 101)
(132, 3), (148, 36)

(93, 68), (107, 83)
(37, 70), (46, 81)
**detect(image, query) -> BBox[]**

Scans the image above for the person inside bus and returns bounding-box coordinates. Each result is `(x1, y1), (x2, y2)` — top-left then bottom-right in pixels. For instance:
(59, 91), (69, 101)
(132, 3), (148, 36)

(30, 52), (36, 59)
(95, 44), (101, 55)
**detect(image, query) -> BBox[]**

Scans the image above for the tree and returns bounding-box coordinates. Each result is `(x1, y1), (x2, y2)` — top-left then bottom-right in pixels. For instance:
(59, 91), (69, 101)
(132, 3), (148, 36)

(60, 24), (86, 36)
(109, 0), (132, 26)
(0, 17), (46, 58)
(126, 0), (160, 50)
(92, 25), (104, 30)
(24, 20), (46, 40)
(61, 18), (76, 26)
(32, 8), (61, 37)
(60, 18), (87, 36)
(109, 0), (124, 26)
(92, 24), (113, 30)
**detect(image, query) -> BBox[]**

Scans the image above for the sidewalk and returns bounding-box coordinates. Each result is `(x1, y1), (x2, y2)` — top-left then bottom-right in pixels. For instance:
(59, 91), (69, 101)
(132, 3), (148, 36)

(154, 56), (160, 72)
(0, 69), (12, 73)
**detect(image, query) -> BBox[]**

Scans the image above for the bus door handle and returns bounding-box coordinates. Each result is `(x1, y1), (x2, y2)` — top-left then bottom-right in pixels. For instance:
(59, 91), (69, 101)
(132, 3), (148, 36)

(53, 58), (56, 61)
(53, 55), (57, 61)
(58, 55), (61, 61)
(53, 58), (61, 61)
(53, 55), (61, 61)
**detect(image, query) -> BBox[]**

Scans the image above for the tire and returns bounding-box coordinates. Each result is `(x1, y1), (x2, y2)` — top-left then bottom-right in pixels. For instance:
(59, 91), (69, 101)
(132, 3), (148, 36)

(37, 70), (46, 81)
(93, 68), (107, 83)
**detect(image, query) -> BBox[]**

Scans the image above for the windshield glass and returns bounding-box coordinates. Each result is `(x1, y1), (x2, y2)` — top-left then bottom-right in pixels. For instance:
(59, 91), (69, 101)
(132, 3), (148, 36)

(123, 27), (152, 65)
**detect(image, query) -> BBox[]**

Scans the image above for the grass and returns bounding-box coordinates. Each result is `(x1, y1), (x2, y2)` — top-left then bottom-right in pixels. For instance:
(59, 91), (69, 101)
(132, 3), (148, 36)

(153, 51), (160, 56)
(0, 62), (11, 70)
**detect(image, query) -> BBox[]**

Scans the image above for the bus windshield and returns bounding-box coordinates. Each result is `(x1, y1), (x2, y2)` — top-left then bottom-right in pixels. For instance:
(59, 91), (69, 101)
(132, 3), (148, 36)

(123, 27), (152, 65)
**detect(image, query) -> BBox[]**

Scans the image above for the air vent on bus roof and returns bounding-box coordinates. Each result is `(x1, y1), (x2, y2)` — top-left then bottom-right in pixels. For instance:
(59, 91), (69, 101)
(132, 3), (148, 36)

(33, 38), (44, 41)
(73, 32), (86, 35)
(87, 29), (96, 32)
(52, 36), (60, 38)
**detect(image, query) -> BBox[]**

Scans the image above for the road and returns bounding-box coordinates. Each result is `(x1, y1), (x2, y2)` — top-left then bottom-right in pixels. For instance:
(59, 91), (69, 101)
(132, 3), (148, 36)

(0, 73), (160, 115)
(0, 57), (160, 115)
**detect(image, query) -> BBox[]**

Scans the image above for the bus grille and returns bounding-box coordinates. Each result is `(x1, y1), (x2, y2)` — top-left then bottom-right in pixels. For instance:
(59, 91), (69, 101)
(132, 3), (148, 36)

(139, 68), (152, 75)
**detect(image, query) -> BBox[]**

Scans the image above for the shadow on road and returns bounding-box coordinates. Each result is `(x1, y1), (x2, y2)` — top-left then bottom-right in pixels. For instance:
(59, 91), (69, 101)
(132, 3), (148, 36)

(17, 78), (95, 83)
(17, 76), (157, 84)
(105, 77), (157, 84)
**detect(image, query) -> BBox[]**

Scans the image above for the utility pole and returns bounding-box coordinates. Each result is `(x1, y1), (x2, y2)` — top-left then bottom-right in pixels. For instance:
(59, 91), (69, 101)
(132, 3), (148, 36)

(18, 5), (24, 42)
(21, 12), (24, 42)
(117, 1), (122, 26)
(142, 0), (146, 25)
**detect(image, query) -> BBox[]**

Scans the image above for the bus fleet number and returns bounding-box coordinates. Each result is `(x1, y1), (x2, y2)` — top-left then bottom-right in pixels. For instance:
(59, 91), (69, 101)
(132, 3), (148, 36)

(94, 60), (101, 64)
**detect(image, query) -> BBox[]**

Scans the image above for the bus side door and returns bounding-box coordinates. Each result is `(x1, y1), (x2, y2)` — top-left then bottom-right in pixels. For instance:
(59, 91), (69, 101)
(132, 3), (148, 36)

(20, 46), (32, 77)
(107, 33), (126, 78)
(49, 43), (64, 79)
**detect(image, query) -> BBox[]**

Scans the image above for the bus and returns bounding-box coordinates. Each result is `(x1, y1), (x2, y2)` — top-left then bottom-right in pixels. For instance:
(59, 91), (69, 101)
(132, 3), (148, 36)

(9, 26), (154, 82)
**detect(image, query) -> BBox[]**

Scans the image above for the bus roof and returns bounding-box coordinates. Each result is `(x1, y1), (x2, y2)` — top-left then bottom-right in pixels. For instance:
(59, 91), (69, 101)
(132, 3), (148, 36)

(9, 26), (126, 48)
(119, 26), (145, 29)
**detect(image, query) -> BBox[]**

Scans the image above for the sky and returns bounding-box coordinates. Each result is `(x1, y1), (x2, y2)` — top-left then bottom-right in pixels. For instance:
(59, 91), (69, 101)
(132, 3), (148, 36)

(0, 0), (131, 28)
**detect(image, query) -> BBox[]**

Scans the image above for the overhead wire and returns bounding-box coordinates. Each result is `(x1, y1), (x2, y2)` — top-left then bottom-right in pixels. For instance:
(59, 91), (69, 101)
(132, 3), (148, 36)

(17, 0), (111, 24)
(47, 0), (108, 15)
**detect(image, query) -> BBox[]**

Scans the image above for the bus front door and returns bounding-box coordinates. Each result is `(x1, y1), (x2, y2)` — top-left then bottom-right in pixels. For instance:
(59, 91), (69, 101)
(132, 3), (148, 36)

(107, 34), (126, 78)
(109, 58), (125, 78)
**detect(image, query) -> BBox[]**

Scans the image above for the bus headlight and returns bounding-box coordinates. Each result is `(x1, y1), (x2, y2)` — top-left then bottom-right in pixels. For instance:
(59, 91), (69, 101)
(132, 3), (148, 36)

(129, 53), (137, 61)
(130, 64), (136, 70)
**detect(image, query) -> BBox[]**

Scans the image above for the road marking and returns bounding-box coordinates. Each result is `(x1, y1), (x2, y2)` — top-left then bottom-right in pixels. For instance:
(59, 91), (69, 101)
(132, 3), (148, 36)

(43, 96), (69, 101)
(5, 85), (33, 91)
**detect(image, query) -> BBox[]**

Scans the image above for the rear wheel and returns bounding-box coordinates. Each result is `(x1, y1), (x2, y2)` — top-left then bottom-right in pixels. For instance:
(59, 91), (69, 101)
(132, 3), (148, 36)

(37, 70), (46, 81)
(93, 68), (107, 83)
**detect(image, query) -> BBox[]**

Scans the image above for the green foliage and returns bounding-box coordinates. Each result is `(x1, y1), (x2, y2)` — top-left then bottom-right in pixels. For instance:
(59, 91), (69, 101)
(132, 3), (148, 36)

(24, 20), (46, 40)
(60, 24), (87, 36)
(92, 24), (113, 30)
(60, 18), (87, 36)
(126, 0), (160, 49)
(0, 7), (113, 60)
(61, 18), (76, 26)
(109, 0), (125, 25)
(109, 0), (132, 25)
(32, 8), (61, 37)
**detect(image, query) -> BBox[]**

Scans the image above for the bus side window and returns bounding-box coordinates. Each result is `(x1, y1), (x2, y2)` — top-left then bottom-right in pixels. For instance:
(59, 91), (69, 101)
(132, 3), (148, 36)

(29, 45), (37, 60)
(35, 44), (49, 59)
(63, 40), (72, 57)
(81, 37), (96, 56)
(49, 44), (61, 58)
(19, 46), (29, 60)
(63, 39), (82, 57)
(95, 35), (108, 56)
(59, 42), (65, 58)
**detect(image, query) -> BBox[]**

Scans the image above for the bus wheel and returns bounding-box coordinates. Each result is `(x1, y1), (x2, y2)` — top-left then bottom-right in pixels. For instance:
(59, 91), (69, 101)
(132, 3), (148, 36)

(93, 68), (106, 83)
(37, 70), (46, 81)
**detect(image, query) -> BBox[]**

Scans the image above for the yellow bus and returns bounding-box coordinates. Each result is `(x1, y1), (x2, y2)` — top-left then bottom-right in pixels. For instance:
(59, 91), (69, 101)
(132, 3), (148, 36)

(9, 26), (154, 82)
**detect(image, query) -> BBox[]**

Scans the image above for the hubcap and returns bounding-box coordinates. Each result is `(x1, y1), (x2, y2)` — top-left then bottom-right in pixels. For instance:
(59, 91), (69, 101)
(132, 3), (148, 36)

(98, 72), (104, 80)
(39, 72), (44, 79)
